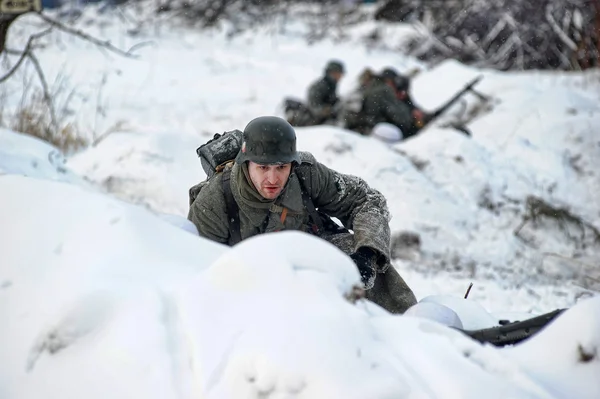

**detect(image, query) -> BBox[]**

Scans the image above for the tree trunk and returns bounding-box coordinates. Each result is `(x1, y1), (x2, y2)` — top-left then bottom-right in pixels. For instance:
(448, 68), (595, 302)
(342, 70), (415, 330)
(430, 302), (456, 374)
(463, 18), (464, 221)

(0, 15), (18, 54)
(593, 0), (600, 67)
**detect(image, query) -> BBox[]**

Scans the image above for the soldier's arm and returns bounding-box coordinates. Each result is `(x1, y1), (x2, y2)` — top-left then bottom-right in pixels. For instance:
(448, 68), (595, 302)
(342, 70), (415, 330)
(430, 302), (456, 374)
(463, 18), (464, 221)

(307, 80), (330, 115)
(382, 90), (413, 132)
(307, 159), (392, 266)
(187, 188), (230, 245)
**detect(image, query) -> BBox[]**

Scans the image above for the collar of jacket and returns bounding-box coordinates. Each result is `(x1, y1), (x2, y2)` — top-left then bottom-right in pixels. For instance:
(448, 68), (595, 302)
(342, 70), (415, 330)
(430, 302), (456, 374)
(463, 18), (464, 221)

(230, 162), (306, 228)
(324, 74), (338, 89)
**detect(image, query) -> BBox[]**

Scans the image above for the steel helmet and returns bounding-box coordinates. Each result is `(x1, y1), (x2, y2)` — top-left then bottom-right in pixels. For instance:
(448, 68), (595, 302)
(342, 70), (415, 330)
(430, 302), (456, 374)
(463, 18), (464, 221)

(235, 116), (301, 165)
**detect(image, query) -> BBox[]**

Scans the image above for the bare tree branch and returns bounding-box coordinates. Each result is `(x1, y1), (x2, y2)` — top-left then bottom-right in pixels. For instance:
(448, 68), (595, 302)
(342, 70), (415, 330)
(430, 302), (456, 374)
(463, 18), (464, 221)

(3, 28), (58, 134)
(3, 46), (59, 135)
(386, 0), (598, 71)
(545, 4), (578, 51)
(0, 28), (52, 84)
(0, 8), (154, 146)
(26, 50), (59, 135)
(35, 12), (152, 59)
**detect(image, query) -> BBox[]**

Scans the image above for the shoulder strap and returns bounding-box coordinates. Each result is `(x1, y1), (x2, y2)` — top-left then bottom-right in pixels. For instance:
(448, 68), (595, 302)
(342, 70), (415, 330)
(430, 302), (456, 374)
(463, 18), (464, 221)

(295, 166), (324, 234)
(222, 167), (242, 245)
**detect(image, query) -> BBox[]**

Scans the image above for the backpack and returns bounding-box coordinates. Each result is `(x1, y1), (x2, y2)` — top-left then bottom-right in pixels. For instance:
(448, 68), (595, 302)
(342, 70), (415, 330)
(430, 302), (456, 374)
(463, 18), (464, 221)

(196, 129), (244, 180)
(191, 131), (347, 245)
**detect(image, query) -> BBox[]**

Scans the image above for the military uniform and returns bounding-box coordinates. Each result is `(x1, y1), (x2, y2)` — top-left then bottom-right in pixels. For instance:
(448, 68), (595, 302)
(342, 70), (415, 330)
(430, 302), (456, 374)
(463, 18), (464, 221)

(361, 77), (414, 133)
(187, 117), (417, 314)
(307, 75), (340, 123)
(305, 60), (345, 125)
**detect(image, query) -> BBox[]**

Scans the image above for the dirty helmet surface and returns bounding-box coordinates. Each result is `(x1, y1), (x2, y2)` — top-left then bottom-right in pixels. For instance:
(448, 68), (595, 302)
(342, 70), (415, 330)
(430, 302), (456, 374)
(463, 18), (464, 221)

(325, 60), (345, 74)
(235, 116), (301, 165)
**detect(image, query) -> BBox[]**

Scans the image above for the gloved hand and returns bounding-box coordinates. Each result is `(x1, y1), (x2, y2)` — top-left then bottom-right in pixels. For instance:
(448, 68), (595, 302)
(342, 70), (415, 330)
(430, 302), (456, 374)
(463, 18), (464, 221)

(319, 106), (333, 118)
(412, 109), (428, 128)
(350, 247), (378, 289)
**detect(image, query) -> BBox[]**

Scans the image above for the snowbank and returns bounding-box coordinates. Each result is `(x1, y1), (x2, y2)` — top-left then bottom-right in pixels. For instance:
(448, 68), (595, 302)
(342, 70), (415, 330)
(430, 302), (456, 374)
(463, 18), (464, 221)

(67, 130), (206, 215)
(0, 172), (224, 398)
(1, 172), (600, 398)
(0, 128), (85, 185)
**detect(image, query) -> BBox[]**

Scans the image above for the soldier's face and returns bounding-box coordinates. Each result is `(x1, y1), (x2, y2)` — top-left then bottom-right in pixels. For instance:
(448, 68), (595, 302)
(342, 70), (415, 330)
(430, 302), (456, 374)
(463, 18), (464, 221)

(331, 71), (344, 82)
(248, 161), (292, 199)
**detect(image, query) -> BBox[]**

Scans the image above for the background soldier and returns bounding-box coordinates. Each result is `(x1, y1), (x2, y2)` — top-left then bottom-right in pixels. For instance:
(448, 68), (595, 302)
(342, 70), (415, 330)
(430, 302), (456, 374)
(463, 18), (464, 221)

(307, 60), (345, 125)
(356, 68), (429, 142)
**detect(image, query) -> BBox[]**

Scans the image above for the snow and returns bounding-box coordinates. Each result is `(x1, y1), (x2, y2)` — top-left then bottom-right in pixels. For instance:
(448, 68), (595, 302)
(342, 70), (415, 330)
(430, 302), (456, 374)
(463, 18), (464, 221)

(1, 169), (599, 398)
(505, 297), (600, 398)
(1, 2), (600, 398)
(0, 128), (84, 185)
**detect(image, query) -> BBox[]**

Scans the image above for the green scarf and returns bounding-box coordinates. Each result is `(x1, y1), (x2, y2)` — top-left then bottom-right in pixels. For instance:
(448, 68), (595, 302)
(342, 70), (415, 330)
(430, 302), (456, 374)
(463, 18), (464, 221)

(235, 162), (277, 209)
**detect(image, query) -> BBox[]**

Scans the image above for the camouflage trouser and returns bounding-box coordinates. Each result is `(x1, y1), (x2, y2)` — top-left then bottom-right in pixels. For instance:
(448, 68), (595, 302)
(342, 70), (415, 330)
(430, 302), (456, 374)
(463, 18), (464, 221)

(323, 233), (417, 314)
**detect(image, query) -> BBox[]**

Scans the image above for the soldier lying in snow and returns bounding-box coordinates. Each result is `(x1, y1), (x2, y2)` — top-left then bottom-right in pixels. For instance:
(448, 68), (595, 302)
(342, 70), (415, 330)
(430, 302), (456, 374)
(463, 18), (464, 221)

(285, 60), (346, 127)
(343, 67), (430, 141)
(187, 116), (417, 314)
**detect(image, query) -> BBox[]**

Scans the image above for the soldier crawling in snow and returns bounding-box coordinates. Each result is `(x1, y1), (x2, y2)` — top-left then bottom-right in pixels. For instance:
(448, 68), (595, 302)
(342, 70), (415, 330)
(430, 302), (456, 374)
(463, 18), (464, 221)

(187, 116), (417, 314)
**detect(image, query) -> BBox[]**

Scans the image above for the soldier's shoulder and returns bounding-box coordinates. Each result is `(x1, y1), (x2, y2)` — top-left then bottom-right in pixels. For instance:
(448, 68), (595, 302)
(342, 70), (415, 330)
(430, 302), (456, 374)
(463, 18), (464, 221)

(190, 172), (226, 207)
(310, 76), (328, 89)
(297, 151), (317, 165)
(367, 78), (388, 91)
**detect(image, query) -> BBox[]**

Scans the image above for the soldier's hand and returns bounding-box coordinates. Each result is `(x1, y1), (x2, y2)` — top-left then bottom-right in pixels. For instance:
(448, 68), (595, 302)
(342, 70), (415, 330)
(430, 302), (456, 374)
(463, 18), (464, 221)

(320, 106), (332, 117)
(350, 247), (377, 289)
(412, 109), (431, 129)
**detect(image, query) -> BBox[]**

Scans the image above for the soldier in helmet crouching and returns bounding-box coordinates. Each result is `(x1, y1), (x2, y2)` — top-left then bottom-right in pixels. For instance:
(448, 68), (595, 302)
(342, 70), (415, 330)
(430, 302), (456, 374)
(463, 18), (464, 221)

(187, 116), (417, 314)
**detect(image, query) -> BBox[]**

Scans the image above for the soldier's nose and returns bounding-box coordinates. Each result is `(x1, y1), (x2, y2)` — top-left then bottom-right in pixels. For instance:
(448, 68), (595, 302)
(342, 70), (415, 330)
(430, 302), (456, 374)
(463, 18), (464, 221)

(265, 173), (277, 184)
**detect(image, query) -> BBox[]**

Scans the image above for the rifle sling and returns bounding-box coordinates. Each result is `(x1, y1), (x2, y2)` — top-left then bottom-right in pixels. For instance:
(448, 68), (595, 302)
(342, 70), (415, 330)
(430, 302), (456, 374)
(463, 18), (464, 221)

(222, 167), (242, 245)
(296, 167), (324, 235)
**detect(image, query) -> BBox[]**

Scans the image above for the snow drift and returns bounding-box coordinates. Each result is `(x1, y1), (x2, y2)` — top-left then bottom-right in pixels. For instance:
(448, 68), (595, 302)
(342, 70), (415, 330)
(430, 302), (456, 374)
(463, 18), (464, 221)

(1, 129), (600, 399)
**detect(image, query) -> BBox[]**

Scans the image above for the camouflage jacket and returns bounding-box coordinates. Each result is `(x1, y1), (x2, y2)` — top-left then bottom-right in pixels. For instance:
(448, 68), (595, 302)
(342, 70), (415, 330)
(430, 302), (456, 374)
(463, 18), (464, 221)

(361, 77), (413, 132)
(307, 75), (339, 118)
(187, 152), (392, 267)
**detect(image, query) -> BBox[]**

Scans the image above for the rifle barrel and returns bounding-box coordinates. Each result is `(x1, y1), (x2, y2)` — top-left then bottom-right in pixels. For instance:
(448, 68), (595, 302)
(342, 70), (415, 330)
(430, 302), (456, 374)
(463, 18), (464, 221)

(431, 75), (484, 119)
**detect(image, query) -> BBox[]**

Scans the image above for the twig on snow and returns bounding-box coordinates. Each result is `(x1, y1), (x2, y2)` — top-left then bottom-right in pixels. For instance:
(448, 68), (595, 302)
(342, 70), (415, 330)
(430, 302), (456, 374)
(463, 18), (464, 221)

(464, 282), (474, 299)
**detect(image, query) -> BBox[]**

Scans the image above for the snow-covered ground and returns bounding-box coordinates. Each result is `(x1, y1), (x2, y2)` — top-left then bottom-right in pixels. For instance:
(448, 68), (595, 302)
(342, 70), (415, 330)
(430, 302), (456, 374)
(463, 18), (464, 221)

(2, 128), (600, 398)
(2, 2), (600, 397)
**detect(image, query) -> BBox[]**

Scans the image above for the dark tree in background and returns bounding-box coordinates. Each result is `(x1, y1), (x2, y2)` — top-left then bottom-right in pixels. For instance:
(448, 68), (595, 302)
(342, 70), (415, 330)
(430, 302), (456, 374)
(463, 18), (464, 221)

(1, 0), (44, 54)
(156, 0), (238, 26)
(1, 15), (19, 54)
(375, 0), (600, 71)
(150, 0), (358, 39)
(154, 0), (318, 28)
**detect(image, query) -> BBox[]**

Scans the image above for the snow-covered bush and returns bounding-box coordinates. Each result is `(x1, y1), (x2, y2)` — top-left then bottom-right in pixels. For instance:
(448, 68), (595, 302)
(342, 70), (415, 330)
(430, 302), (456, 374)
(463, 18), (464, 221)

(376, 0), (600, 71)
(152, 0), (352, 32)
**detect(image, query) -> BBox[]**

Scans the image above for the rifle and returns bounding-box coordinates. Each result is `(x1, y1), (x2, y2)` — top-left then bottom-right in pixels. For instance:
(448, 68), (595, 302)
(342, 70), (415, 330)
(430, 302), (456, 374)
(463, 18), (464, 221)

(409, 75), (484, 137)
(457, 308), (566, 347)
(429, 75), (483, 120)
